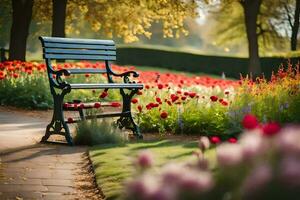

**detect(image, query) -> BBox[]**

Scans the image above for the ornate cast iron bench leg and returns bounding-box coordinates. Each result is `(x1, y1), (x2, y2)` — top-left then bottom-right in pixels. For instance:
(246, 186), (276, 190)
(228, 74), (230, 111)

(117, 88), (143, 139)
(41, 88), (73, 145)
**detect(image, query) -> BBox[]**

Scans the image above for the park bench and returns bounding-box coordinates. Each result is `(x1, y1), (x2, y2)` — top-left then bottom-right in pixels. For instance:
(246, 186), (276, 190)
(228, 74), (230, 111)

(39, 36), (143, 145)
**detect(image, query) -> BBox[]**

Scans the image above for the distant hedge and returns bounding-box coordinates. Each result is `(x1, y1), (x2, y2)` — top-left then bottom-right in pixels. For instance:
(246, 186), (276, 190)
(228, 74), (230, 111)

(116, 46), (300, 79)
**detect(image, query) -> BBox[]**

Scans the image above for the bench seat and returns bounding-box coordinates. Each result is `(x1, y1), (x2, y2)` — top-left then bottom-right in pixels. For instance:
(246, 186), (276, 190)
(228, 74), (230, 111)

(70, 83), (143, 89)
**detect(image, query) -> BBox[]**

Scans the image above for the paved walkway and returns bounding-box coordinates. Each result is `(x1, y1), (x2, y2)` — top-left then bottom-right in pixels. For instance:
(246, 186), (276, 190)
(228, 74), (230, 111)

(0, 108), (101, 200)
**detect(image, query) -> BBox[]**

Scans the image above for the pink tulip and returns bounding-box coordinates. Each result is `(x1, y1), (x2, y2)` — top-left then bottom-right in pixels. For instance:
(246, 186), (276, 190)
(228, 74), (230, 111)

(217, 143), (243, 167)
(198, 136), (210, 151)
(276, 127), (300, 155)
(136, 150), (154, 168)
(178, 170), (214, 192)
(279, 156), (300, 186)
(240, 131), (266, 161)
(242, 164), (272, 194)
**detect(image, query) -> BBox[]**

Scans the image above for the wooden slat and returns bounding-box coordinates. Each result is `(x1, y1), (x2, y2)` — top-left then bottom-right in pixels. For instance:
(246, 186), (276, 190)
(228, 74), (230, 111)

(67, 68), (107, 74)
(70, 83), (144, 89)
(44, 54), (116, 61)
(43, 42), (116, 50)
(40, 36), (115, 45)
(44, 49), (116, 55)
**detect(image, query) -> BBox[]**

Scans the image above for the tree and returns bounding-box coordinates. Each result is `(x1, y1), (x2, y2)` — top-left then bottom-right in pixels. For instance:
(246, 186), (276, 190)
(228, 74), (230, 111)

(290, 0), (300, 50)
(52, 0), (68, 37)
(0, 0), (11, 47)
(33, 0), (198, 43)
(240, 0), (262, 76)
(208, 0), (298, 76)
(10, 0), (197, 60)
(9, 0), (33, 61)
(65, 0), (198, 43)
(281, 0), (300, 50)
(212, 0), (263, 76)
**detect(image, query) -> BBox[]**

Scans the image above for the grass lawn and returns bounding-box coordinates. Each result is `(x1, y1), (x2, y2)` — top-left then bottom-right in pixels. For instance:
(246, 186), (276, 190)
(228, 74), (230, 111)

(135, 65), (227, 79)
(89, 139), (216, 200)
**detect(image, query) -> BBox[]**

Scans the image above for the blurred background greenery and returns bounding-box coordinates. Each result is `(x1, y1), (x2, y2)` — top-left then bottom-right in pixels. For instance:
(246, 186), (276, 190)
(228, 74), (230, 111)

(1, 0), (300, 77)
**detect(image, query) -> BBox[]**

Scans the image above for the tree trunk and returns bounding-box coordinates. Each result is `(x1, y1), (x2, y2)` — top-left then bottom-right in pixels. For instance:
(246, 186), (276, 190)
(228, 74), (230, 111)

(9, 0), (33, 61)
(291, 0), (300, 51)
(241, 0), (262, 77)
(52, 0), (67, 37)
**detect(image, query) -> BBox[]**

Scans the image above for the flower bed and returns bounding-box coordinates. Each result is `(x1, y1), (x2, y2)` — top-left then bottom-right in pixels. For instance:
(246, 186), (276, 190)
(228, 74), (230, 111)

(124, 118), (300, 200)
(0, 60), (299, 138)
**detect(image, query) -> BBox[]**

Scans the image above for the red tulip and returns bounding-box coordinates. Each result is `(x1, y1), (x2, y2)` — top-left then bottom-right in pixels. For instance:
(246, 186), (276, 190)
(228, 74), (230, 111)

(189, 92), (196, 98)
(67, 117), (74, 123)
(131, 98), (138, 104)
(167, 100), (172, 106)
(160, 111), (168, 119)
(157, 83), (163, 89)
(228, 137), (237, 143)
(221, 101), (229, 106)
(262, 122), (280, 137)
(111, 102), (121, 107)
(137, 91), (143, 95)
(100, 91), (108, 98)
(242, 114), (259, 130)
(171, 94), (179, 102)
(137, 105), (142, 112)
(210, 96), (218, 102)
(94, 102), (101, 108)
(210, 136), (221, 144)
(13, 73), (19, 78)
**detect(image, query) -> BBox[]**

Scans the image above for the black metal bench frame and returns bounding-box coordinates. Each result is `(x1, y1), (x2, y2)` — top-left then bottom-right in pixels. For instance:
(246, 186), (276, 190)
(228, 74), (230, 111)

(39, 36), (143, 145)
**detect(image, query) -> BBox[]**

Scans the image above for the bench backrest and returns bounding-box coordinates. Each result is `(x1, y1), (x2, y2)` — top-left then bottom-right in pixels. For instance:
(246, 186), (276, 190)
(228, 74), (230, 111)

(39, 36), (116, 61)
(39, 36), (118, 92)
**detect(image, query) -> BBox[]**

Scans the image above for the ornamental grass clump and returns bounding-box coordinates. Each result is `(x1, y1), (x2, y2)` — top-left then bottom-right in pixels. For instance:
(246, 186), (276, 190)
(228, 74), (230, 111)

(74, 119), (127, 146)
(123, 115), (300, 200)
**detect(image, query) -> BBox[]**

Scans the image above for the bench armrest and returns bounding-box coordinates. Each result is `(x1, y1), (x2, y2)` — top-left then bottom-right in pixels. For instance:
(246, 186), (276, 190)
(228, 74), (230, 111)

(50, 69), (71, 89)
(109, 69), (140, 84)
(112, 70), (139, 78)
(109, 69), (139, 78)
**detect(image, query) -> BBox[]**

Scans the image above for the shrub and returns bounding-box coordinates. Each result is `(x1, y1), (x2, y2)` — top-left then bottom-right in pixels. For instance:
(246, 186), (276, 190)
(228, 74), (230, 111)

(74, 119), (128, 146)
(229, 62), (300, 126)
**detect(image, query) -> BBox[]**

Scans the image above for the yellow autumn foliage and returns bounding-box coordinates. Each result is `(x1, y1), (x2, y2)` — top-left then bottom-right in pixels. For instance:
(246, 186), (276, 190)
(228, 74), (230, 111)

(33, 0), (198, 43)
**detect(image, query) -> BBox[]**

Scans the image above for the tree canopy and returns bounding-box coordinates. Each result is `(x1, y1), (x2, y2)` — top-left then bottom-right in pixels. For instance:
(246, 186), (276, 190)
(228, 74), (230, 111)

(33, 0), (198, 43)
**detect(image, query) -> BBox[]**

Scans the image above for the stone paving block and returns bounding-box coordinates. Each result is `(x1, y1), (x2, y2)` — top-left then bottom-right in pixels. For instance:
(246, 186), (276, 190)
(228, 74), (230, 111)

(54, 163), (78, 170)
(0, 178), (42, 185)
(42, 192), (76, 200)
(50, 169), (74, 179)
(46, 185), (75, 193)
(0, 191), (42, 199)
(24, 170), (53, 179)
(42, 179), (73, 187)
(0, 184), (48, 192)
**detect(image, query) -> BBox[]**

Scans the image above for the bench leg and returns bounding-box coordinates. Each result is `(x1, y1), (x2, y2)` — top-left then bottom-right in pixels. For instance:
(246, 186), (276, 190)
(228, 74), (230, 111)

(41, 91), (73, 145)
(118, 88), (143, 139)
(41, 120), (54, 142)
